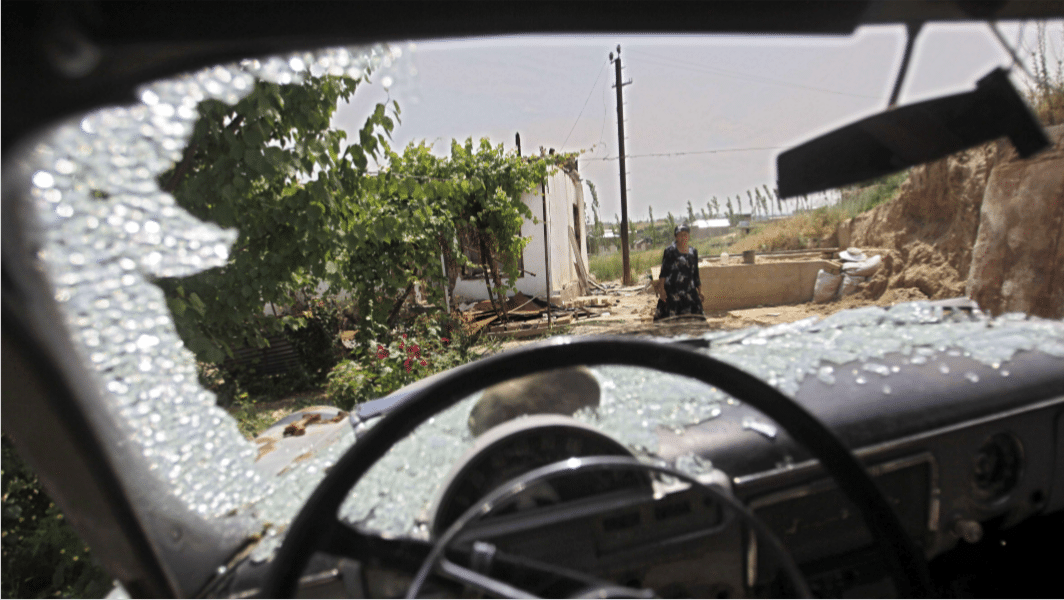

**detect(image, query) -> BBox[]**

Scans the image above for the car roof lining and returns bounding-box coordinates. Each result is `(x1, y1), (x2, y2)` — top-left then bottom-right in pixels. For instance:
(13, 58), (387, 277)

(5, 1), (1064, 150)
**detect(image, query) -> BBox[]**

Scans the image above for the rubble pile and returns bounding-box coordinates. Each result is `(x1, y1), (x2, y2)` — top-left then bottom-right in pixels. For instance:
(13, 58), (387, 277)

(458, 290), (634, 339)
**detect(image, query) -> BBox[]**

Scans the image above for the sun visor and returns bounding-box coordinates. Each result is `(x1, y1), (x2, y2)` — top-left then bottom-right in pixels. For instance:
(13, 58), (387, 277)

(776, 68), (1049, 198)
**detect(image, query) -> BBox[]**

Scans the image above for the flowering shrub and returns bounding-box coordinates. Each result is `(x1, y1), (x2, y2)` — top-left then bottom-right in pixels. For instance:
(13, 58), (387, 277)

(326, 313), (480, 410)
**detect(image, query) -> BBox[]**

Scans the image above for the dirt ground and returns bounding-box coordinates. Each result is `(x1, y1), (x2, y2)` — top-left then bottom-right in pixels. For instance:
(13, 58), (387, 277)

(495, 280), (932, 353)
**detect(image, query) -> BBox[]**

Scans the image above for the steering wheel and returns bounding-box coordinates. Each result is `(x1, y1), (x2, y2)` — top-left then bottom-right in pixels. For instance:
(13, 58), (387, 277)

(263, 336), (931, 597)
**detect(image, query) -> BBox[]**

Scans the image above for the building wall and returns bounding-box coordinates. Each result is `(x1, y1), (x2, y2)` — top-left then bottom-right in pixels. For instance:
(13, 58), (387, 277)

(652, 259), (837, 310)
(452, 166), (588, 303)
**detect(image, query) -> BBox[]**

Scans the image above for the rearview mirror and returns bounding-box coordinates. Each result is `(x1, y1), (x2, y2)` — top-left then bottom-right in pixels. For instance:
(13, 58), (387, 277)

(776, 68), (1049, 198)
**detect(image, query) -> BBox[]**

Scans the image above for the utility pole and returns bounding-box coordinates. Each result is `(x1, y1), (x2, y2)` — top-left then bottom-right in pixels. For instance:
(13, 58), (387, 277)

(611, 45), (633, 285)
(541, 178), (553, 328)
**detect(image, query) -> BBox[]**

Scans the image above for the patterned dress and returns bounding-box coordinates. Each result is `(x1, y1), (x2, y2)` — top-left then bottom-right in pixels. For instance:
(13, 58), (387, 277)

(654, 242), (704, 321)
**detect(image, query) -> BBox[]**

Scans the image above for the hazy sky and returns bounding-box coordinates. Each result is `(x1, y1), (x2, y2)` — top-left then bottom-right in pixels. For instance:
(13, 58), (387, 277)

(333, 22), (1061, 221)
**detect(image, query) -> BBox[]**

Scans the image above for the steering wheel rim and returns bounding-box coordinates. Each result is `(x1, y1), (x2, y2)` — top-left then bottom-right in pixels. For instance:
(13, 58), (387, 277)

(263, 335), (931, 597)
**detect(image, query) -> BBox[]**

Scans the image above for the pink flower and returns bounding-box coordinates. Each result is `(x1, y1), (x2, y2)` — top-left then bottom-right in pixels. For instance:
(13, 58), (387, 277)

(420, 359), (428, 367)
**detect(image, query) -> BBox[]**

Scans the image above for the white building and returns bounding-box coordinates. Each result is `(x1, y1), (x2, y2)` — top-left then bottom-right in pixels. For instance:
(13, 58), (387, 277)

(451, 161), (590, 304)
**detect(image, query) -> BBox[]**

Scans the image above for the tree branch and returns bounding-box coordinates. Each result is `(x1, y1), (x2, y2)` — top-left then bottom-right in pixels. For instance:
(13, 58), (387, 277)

(164, 114), (245, 193)
(387, 281), (416, 328)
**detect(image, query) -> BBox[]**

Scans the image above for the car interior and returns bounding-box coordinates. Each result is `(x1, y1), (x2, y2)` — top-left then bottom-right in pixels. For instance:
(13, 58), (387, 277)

(4, 2), (1064, 598)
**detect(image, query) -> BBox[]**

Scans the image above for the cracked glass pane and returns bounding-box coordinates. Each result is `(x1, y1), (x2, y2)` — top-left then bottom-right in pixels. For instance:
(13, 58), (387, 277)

(23, 36), (1064, 561)
(26, 44), (409, 554)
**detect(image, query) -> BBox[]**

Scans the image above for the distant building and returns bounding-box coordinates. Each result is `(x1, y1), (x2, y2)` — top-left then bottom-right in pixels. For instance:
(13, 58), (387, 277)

(691, 217), (731, 237)
(690, 218), (730, 229)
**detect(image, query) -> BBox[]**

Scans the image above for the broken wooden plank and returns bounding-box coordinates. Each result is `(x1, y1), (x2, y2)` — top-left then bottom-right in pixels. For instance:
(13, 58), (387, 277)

(465, 314), (498, 335)
(569, 226), (590, 296)
(485, 326), (550, 340)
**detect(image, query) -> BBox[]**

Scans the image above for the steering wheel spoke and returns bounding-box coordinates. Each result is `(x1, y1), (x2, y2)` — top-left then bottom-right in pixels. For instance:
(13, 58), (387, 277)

(432, 539), (638, 599)
(437, 557), (540, 599)
(413, 455), (808, 598)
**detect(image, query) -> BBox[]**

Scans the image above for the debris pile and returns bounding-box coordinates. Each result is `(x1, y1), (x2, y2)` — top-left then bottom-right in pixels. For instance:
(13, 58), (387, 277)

(458, 290), (634, 339)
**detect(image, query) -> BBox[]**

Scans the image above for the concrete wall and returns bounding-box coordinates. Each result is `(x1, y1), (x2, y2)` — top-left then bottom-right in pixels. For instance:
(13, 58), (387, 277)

(652, 259), (837, 311)
(453, 167), (588, 303)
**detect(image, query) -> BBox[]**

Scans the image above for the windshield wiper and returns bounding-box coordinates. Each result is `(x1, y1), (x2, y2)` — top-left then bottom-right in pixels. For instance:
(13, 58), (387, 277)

(777, 67), (1049, 198)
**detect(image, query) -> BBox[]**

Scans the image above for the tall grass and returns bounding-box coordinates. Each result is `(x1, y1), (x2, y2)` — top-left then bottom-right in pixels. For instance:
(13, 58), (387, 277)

(1024, 23), (1064, 126)
(732, 171), (906, 253)
(589, 247), (663, 281)
(589, 171), (909, 280)
(837, 171), (910, 216)
(589, 231), (733, 282)
(727, 171), (908, 254)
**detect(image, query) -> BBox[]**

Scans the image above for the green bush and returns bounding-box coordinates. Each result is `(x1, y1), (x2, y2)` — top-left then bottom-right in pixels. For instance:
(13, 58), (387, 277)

(1, 439), (112, 599)
(284, 297), (347, 380)
(326, 312), (481, 410)
(209, 298), (348, 406)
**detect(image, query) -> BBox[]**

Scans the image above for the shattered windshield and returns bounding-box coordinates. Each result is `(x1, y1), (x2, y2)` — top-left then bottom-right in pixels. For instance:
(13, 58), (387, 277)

(22, 23), (1064, 565)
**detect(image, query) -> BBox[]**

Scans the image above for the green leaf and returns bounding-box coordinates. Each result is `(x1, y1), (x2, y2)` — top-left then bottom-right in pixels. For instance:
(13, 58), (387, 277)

(188, 293), (207, 315)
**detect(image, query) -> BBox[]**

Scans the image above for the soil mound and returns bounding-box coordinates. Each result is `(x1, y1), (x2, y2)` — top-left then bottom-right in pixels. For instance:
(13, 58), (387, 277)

(848, 125), (1063, 316)
(848, 141), (999, 301)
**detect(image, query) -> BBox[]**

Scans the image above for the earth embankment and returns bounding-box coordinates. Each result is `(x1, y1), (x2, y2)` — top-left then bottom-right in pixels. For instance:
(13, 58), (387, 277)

(847, 124), (1063, 318)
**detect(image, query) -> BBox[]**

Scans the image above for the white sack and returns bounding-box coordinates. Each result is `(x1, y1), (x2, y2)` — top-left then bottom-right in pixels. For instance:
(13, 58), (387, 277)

(840, 274), (867, 296)
(813, 269), (843, 303)
(841, 254), (883, 277)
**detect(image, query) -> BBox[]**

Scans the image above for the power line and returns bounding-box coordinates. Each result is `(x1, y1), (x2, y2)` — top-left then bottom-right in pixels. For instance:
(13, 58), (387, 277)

(990, 21), (1036, 81)
(562, 58), (610, 149)
(629, 48), (881, 99)
(584, 145), (783, 161)
(597, 76), (611, 154)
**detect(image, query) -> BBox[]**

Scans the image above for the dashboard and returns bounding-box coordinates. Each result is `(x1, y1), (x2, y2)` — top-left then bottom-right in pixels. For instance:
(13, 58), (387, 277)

(251, 323), (1064, 598)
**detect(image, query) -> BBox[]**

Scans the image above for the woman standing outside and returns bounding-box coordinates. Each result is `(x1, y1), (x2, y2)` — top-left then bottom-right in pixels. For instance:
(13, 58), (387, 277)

(654, 224), (705, 321)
